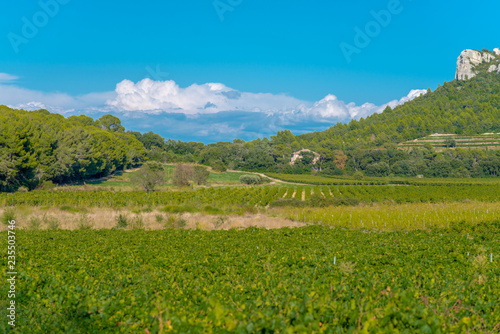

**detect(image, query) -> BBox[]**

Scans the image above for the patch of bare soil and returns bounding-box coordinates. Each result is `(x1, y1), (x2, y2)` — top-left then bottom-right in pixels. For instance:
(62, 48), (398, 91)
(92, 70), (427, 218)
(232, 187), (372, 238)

(0, 207), (306, 231)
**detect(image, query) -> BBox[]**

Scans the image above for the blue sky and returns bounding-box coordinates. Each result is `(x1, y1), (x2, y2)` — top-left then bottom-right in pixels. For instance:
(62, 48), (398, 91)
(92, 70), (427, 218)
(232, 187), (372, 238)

(1, 0), (499, 142)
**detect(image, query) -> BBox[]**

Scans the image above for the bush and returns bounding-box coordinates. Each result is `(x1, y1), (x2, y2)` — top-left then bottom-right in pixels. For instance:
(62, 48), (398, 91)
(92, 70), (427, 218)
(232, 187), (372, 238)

(76, 214), (94, 230)
(365, 162), (390, 177)
(211, 161), (227, 172)
(239, 175), (263, 185)
(308, 193), (329, 207)
(17, 186), (29, 193)
(37, 181), (55, 191)
(1, 209), (16, 226)
(353, 171), (364, 180)
(192, 166), (210, 185)
(213, 216), (228, 229)
(172, 164), (193, 187)
(163, 214), (187, 229)
(44, 215), (61, 230)
(116, 214), (129, 229)
(130, 216), (145, 230)
(28, 217), (42, 230)
(132, 161), (166, 191)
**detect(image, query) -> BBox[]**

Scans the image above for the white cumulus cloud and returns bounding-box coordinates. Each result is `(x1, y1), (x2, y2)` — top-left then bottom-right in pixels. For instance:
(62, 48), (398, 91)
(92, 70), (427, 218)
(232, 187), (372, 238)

(106, 78), (427, 124)
(0, 74), (427, 141)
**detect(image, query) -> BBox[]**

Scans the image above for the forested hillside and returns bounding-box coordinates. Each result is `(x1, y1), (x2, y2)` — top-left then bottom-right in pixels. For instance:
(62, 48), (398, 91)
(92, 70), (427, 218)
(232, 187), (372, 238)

(143, 72), (500, 177)
(0, 106), (145, 192)
(297, 71), (500, 148)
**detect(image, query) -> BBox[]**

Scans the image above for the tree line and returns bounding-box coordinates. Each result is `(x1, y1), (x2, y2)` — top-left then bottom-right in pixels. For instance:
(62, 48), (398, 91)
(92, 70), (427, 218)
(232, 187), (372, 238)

(0, 106), (145, 192)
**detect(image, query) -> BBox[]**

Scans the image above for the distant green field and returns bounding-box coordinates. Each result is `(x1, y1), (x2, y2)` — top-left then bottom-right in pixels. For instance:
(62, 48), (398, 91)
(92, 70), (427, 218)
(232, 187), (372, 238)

(82, 165), (255, 188)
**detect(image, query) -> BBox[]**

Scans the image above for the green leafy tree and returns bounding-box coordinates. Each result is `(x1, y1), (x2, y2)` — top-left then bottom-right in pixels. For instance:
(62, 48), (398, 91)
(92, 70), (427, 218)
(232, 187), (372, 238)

(132, 161), (166, 192)
(192, 166), (210, 185)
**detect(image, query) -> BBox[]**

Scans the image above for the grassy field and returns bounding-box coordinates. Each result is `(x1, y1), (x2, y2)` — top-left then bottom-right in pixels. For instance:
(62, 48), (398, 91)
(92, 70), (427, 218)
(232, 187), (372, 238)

(2, 225), (498, 332)
(74, 165), (257, 189)
(2, 175), (500, 332)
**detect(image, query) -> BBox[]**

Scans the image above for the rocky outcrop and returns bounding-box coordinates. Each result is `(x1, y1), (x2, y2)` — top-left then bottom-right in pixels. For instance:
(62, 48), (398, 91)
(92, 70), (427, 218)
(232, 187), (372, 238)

(455, 49), (500, 80)
(290, 149), (320, 165)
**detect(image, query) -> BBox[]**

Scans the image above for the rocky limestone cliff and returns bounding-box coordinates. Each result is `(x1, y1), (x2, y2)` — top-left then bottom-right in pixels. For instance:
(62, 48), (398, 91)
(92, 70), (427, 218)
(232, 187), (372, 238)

(455, 49), (500, 80)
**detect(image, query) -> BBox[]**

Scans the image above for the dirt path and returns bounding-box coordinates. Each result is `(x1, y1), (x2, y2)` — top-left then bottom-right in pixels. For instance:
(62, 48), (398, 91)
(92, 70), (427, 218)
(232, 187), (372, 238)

(226, 169), (311, 186)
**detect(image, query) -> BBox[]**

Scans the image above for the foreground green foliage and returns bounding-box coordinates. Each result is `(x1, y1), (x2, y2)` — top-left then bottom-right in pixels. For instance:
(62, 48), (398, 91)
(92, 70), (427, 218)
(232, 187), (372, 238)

(2, 225), (498, 333)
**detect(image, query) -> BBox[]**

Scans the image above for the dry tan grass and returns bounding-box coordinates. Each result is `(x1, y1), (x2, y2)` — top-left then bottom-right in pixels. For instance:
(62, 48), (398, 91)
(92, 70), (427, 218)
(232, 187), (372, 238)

(0, 207), (305, 231)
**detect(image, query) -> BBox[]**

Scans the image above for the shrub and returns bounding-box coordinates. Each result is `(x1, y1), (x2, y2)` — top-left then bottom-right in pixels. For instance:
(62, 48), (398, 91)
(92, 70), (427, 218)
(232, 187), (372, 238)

(44, 215), (61, 230)
(172, 164), (193, 187)
(239, 175), (263, 185)
(76, 214), (94, 230)
(211, 161), (227, 172)
(37, 181), (55, 191)
(1, 209), (16, 226)
(192, 166), (210, 185)
(353, 171), (364, 180)
(163, 215), (187, 229)
(365, 162), (390, 177)
(213, 216), (228, 229)
(175, 217), (187, 229)
(17, 186), (29, 193)
(163, 215), (176, 229)
(28, 217), (42, 230)
(116, 214), (129, 229)
(132, 161), (166, 191)
(130, 216), (145, 230)
(308, 193), (329, 207)
(203, 206), (224, 215)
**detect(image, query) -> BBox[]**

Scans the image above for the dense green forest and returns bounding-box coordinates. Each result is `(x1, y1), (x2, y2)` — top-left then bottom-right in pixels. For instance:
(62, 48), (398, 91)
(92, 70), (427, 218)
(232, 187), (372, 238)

(0, 106), (145, 192)
(1, 71), (499, 192)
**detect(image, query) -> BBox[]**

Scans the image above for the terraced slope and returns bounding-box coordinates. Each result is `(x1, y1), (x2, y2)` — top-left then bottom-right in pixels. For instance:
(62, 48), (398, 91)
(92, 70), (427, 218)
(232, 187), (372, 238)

(400, 133), (500, 152)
